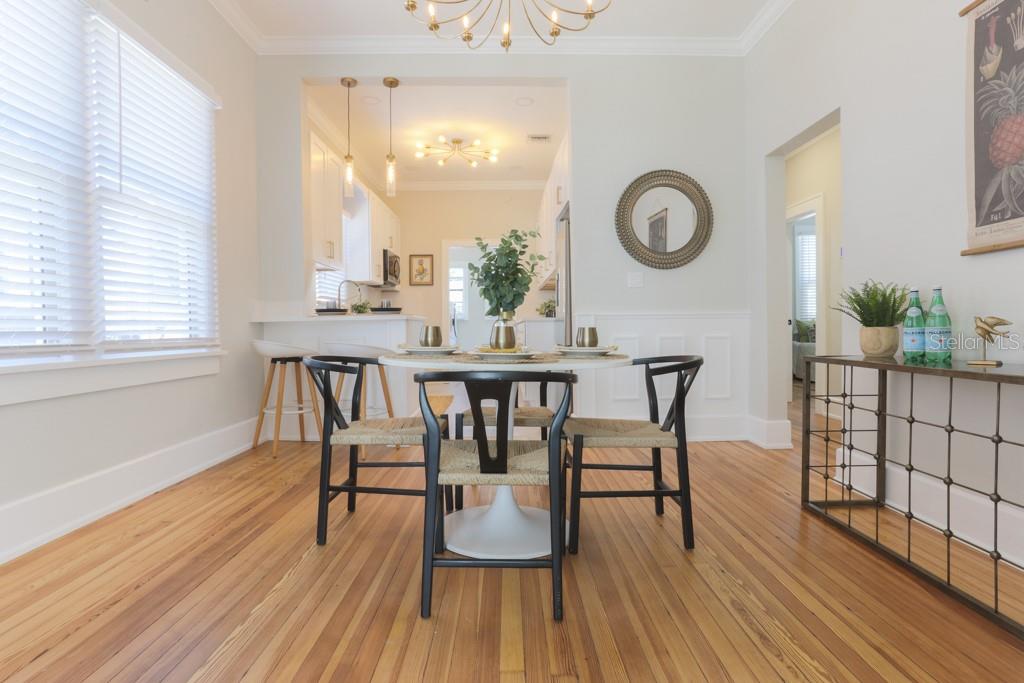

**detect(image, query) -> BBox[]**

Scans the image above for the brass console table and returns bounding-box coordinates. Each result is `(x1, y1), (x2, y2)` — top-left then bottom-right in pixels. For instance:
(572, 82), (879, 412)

(802, 355), (1024, 638)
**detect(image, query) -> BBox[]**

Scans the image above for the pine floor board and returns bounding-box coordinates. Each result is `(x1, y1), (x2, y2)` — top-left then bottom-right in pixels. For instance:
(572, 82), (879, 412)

(0, 387), (1022, 681)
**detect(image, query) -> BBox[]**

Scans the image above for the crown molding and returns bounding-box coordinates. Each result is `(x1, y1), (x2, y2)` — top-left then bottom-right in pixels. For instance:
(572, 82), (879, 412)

(400, 180), (546, 192)
(258, 34), (744, 57)
(738, 0), (797, 54)
(207, 0), (263, 52)
(207, 0), (796, 57)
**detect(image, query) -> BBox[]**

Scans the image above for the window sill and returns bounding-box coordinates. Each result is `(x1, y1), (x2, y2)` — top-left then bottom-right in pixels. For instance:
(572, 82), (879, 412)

(0, 348), (224, 407)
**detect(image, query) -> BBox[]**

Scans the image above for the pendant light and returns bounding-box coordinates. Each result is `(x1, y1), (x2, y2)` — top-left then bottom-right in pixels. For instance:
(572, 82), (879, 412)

(340, 77), (357, 197)
(383, 77), (399, 198)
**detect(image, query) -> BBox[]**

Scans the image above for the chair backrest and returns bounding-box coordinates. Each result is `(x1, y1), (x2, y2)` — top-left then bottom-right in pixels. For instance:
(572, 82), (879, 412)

(415, 371), (577, 474)
(632, 355), (704, 431)
(324, 343), (388, 365)
(303, 356), (363, 435)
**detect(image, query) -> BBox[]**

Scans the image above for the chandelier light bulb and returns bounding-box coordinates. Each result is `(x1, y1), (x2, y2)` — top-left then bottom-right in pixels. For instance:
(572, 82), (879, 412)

(471, 160), (478, 167)
(473, 139), (481, 146)
(415, 151), (425, 159)
(489, 154), (498, 163)
(437, 159), (445, 167)
(407, 0), (610, 50)
(438, 135), (446, 143)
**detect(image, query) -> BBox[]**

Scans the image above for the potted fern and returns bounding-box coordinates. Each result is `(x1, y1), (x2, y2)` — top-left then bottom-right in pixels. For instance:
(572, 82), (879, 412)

(468, 229), (545, 349)
(834, 281), (909, 358)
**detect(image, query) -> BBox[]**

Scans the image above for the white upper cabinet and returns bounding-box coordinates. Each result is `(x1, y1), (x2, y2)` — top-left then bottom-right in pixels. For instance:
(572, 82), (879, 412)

(344, 183), (400, 285)
(309, 131), (344, 270)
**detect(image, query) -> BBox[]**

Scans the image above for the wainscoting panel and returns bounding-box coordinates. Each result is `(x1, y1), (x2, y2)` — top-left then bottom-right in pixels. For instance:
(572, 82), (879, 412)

(572, 311), (751, 441)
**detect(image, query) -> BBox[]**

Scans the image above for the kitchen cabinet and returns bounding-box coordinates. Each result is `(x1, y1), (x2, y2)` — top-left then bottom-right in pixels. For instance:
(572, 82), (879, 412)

(309, 131), (344, 270)
(344, 182), (401, 285)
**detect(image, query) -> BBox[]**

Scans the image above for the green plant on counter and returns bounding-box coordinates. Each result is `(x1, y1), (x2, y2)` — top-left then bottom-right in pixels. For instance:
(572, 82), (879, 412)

(467, 229), (545, 317)
(351, 300), (371, 314)
(537, 299), (556, 317)
(833, 280), (909, 327)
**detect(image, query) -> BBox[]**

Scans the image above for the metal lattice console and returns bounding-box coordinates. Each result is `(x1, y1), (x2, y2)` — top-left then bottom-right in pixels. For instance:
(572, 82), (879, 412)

(802, 355), (1024, 638)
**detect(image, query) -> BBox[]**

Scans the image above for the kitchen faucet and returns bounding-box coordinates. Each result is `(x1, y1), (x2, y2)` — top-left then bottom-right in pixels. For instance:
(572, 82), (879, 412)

(337, 279), (364, 308)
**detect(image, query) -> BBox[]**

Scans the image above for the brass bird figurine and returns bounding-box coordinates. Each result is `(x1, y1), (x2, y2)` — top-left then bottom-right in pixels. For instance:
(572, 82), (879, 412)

(969, 316), (1013, 366)
(974, 315), (1012, 343)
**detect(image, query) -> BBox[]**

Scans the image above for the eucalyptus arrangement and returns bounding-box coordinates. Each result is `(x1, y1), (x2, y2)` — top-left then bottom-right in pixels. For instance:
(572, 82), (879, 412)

(537, 299), (556, 318)
(468, 229), (545, 348)
(833, 280), (909, 358)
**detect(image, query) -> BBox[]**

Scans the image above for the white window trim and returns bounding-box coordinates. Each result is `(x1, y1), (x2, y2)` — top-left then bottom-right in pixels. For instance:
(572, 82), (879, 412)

(0, 348), (224, 407)
(0, 1), (222, 400)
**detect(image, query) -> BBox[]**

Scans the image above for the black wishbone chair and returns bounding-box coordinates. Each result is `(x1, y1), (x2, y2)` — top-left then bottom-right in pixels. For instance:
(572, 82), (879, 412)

(416, 370), (576, 621)
(455, 379), (554, 440)
(566, 355), (703, 552)
(304, 355), (449, 546)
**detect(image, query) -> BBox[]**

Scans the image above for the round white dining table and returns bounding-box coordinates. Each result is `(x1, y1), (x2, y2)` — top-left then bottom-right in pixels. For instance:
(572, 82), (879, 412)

(380, 351), (632, 560)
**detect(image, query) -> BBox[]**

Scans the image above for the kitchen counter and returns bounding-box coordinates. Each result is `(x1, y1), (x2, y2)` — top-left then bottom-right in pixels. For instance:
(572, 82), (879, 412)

(253, 313), (426, 324)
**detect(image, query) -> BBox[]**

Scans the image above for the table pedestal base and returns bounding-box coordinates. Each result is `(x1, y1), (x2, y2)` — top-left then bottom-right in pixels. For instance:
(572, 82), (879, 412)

(445, 485), (557, 560)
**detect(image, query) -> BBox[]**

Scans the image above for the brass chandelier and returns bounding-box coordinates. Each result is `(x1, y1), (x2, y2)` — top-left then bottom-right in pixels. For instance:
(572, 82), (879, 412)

(403, 1), (611, 51)
(415, 136), (499, 167)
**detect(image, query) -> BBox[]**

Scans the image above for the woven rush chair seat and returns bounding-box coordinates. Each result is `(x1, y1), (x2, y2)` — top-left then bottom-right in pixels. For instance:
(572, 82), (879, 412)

(330, 416), (447, 447)
(438, 440), (550, 486)
(461, 405), (554, 428)
(563, 417), (678, 448)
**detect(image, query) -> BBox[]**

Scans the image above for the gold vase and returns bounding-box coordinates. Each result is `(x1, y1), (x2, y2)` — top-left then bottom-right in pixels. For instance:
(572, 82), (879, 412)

(490, 310), (517, 350)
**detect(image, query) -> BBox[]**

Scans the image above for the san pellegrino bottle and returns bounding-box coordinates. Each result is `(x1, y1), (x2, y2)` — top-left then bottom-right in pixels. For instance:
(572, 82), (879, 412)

(925, 287), (952, 365)
(902, 289), (926, 363)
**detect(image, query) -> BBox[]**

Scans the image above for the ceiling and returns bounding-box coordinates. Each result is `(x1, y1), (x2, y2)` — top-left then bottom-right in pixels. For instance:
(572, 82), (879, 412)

(306, 80), (568, 188)
(210, 1), (792, 55)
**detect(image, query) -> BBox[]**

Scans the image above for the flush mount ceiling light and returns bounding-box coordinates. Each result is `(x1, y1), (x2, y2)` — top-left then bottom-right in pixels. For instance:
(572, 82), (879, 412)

(415, 136), (499, 167)
(403, 1), (611, 52)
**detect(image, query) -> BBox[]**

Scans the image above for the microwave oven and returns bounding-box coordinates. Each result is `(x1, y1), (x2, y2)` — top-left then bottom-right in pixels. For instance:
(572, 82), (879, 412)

(383, 249), (400, 287)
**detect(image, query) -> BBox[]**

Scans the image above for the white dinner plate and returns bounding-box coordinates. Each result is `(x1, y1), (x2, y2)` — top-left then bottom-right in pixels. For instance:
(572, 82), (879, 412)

(469, 347), (539, 360)
(398, 344), (459, 355)
(554, 345), (619, 357)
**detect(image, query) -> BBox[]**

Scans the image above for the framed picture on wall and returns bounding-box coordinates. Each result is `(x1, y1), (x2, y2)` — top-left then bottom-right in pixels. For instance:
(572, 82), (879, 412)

(964, 0), (1024, 254)
(409, 254), (434, 286)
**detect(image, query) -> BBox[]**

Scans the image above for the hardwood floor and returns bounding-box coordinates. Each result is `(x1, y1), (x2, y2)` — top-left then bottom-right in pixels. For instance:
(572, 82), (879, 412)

(1, 393), (1022, 681)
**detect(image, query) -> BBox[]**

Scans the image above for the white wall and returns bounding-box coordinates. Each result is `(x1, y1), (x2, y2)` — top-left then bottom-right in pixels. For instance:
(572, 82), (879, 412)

(255, 56), (748, 316)
(386, 189), (543, 324)
(254, 54), (752, 439)
(0, 0), (261, 561)
(748, 0), (1024, 545)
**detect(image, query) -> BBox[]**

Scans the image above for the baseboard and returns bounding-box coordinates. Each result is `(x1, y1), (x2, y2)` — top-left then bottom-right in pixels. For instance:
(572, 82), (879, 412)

(748, 417), (793, 450)
(0, 417), (256, 565)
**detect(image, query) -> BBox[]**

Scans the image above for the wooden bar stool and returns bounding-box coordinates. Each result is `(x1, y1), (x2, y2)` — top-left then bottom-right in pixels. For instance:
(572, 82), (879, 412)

(252, 340), (323, 456)
(323, 344), (396, 420)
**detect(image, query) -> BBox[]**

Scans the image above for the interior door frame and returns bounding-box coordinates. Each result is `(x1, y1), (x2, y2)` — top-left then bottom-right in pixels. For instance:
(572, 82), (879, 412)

(441, 237), (500, 347)
(786, 193), (830, 416)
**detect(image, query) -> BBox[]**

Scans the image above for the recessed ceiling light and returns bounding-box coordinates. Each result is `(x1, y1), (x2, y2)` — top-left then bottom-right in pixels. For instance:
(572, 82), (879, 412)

(362, 96), (380, 105)
(515, 97), (535, 107)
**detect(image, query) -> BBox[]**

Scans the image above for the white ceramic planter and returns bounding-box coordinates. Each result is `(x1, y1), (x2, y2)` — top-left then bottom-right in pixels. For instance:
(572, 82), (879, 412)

(859, 326), (900, 358)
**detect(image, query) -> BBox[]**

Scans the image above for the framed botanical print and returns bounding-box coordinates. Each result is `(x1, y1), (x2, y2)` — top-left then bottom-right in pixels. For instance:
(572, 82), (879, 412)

(965, 0), (1024, 254)
(409, 254), (434, 286)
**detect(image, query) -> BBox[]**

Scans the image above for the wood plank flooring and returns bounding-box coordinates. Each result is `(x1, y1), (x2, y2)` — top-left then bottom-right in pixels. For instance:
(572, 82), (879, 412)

(1, 386), (1022, 681)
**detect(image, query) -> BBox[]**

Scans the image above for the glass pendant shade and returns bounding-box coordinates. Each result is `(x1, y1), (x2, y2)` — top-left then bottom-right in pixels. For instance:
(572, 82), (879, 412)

(386, 154), (397, 197)
(343, 155), (355, 197)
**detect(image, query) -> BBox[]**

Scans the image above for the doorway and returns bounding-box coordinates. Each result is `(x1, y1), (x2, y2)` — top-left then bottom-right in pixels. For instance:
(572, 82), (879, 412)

(443, 240), (497, 350)
(781, 124), (842, 423)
